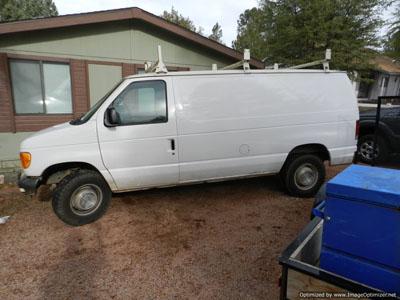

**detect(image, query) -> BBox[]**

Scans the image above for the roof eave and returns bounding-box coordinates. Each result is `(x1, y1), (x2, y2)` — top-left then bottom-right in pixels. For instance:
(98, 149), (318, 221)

(375, 68), (400, 75)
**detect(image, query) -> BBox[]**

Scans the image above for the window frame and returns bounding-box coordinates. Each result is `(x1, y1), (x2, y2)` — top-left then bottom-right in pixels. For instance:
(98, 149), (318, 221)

(8, 58), (73, 115)
(108, 79), (169, 127)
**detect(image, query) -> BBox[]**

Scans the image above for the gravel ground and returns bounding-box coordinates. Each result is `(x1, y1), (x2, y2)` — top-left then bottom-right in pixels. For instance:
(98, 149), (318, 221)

(0, 164), (348, 300)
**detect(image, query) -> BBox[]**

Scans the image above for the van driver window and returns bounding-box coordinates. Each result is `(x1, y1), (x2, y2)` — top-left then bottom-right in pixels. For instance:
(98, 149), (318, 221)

(113, 80), (167, 125)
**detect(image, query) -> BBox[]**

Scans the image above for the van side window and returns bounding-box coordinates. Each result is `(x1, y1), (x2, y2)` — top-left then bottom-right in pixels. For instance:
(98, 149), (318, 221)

(112, 80), (167, 125)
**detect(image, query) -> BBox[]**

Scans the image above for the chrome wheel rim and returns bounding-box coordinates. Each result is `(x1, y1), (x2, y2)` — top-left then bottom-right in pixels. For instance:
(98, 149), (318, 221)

(70, 184), (102, 216)
(359, 140), (379, 161)
(294, 163), (318, 191)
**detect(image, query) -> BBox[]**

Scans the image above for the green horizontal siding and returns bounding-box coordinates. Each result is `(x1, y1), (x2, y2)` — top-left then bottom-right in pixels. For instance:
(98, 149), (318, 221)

(0, 20), (234, 70)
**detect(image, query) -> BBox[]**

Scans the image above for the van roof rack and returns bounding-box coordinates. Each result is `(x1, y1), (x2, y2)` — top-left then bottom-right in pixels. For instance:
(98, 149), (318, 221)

(221, 49), (251, 71)
(144, 46), (331, 74)
(288, 49), (331, 71)
(214, 48), (331, 72)
(145, 45), (168, 74)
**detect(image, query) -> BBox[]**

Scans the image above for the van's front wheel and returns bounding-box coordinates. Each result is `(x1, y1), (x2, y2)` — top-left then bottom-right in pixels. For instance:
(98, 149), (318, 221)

(283, 154), (325, 198)
(52, 170), (112, 226)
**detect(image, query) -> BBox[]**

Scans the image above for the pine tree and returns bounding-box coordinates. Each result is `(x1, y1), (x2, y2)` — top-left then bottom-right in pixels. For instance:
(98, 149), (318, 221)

(208, 22), (224, 44)
(384, 3), (400, 59)
(0, 0), (58, 22)
(233, 0), (391, 76)
(161, 6), (204, 35)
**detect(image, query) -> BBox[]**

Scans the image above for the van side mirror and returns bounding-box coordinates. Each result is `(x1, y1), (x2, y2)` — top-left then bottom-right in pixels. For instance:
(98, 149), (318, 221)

(105, 107), (119, 127)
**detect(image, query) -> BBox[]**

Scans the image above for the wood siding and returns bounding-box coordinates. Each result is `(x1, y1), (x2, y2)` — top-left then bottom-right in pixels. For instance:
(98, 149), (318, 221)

(0, 53), (15, 133)
(1, 56), (89, 132)
(122, 63), (135, 77)
(70, 59), (89, 118)
(14, 115), (73, 132)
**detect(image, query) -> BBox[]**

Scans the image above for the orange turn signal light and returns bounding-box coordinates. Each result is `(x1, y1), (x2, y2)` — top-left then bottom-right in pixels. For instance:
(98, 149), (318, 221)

(20, 152), (31, 169)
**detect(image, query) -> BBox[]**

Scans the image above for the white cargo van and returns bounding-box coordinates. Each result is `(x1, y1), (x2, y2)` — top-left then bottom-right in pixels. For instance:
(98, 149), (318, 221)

(18, 68), (359, 226)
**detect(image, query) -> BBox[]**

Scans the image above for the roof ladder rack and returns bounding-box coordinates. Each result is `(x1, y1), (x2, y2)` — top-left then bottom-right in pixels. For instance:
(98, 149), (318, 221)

(288, 49), (331, 71)
(221, 49), (251, 71)
(145, 45), (168, 74)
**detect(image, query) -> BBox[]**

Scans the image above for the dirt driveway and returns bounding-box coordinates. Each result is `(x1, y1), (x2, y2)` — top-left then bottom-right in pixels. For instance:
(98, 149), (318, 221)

(0, 164), (347, 300)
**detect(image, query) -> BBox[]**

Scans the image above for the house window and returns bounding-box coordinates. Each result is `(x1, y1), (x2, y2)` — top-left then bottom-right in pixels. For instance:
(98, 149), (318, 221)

(9, 59), (73, 114)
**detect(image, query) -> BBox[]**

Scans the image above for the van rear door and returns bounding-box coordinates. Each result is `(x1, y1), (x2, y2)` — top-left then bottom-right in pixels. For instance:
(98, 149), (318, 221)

(97, 78), (179, 190)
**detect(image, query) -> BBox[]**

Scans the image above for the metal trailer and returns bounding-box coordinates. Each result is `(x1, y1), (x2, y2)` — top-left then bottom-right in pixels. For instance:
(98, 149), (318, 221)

(278, 217), (400, 300)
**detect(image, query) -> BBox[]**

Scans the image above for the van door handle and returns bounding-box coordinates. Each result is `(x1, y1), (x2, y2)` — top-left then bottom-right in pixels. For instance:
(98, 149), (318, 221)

(170, 139), (175, 151)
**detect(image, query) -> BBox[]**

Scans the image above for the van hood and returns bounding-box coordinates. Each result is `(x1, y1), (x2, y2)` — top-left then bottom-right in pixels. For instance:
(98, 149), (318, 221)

(20, 120), (98, 150)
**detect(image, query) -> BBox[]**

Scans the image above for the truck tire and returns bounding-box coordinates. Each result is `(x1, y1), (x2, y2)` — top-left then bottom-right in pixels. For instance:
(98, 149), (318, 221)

(283, 154), (325, 198)
(52, 170), (112, 226)
(357, 134), (388, 164)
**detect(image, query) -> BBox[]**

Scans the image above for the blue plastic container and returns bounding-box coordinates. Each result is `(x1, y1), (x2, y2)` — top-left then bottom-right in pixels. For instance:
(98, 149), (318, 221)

(319, 164), (400, 293)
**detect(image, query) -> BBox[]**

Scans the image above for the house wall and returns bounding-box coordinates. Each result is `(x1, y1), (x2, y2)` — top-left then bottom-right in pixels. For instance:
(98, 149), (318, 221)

(0, 20), (236, 171)
(369, 72), (383, 100)
(356, 71), (400, 101)
(386, 75), (400, 96)
(0, 21), (233, 71)
(368, 72), (400, 100)
(394, 76), (400, 96)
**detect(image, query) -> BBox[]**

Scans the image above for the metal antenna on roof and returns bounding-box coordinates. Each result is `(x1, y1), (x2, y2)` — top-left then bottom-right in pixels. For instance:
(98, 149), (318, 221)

(145, 45), (168, 74)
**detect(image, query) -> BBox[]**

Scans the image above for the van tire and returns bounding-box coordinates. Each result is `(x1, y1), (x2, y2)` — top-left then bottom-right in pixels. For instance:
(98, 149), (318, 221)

(52, 170), (112, 226)
(283, 154), (325, 198)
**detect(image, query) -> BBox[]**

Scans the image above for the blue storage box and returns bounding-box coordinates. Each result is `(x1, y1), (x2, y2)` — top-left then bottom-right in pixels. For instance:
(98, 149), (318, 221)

(320, 164), (400, 293)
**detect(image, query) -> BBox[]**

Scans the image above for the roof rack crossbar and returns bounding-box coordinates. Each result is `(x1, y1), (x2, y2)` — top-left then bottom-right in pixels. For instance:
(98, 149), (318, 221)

(221, 49), (251, 71)
(288, 49), (331, 71)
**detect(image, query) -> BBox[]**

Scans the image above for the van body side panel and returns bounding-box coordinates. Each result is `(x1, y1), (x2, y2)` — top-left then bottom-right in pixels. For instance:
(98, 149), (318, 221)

(20, 120), (117, 190)
(173, 73), (358, 182)
(96, 78), (179, 190)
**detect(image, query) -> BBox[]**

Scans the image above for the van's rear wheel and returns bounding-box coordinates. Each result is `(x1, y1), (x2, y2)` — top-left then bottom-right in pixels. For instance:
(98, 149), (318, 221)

(52, 170), (111, 226)
(283, 154), (325, 198)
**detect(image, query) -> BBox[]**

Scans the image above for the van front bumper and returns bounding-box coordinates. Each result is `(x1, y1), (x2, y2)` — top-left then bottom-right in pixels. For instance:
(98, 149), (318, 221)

(18, 176), (41, 195)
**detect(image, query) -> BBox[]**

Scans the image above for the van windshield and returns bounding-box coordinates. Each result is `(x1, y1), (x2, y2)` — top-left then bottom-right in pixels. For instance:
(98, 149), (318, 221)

(70, 79), (125, 125)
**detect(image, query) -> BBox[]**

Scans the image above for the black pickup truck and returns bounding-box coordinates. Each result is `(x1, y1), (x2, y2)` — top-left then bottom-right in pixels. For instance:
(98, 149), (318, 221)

(357, 106), (400, 163)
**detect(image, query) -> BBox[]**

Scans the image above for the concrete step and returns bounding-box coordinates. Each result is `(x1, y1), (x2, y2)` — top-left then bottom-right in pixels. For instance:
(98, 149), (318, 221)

(0, 171), (21, 184)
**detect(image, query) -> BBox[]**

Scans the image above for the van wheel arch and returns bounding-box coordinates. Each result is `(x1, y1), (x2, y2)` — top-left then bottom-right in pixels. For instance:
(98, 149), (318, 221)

(281, 144), (330, 170)
(41, 162), (104, 185)
(359, 124), (375, 137)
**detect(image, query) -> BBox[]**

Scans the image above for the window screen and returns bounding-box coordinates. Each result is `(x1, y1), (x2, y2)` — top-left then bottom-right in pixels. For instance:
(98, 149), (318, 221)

(113, 81), (167, 125)
(43, 62), (73, 113)
(9, 60), (43, 114)
(9, 59), (73, 114)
